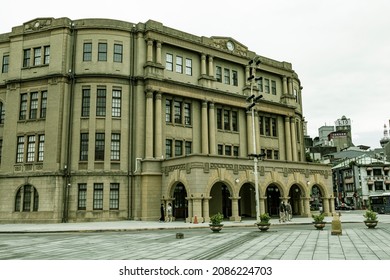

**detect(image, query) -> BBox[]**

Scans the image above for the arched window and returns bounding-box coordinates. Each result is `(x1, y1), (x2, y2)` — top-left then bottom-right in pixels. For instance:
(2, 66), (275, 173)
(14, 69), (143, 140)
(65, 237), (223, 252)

(15, 185), (39, 212)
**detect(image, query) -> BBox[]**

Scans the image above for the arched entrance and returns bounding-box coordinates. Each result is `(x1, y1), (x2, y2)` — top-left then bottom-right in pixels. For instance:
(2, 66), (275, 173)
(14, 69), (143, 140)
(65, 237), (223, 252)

(310, 185), (323, 211)
(173, 183), (188, 220)
(238, 183), (255, 218)
(266, 184), (281, 216)
(289, 184), (303, 215)
(209, 182), (232, 218)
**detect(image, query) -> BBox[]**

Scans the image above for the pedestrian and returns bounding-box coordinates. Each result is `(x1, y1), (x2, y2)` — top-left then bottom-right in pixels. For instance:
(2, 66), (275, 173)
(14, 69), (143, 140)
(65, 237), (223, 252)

(166, 203), (173, 222)
(159, 203), (165, 222)
(285, 202), (292, 221)
(279, 201), (286, 223)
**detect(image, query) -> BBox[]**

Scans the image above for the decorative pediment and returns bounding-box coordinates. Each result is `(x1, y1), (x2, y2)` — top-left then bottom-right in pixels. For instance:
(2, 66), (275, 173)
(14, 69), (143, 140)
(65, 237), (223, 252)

(24, 18), (53, 32)
(211, 36), (248, 56)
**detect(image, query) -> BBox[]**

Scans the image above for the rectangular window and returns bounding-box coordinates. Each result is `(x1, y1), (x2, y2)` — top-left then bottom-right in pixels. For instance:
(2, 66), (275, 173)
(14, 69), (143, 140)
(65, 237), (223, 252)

(110, 133), (120, 161)
(185, 58), (192, 75)
(83, 43), (92, 61)
(23, 49), (31, 67)
(232, 111), (238, 131)
(264, 79), (270, 94)
(265, 117), (270, 136)
(274, 150), (279, 160)
(217, 144), (223, 155)
(95, 133), (105, 161)
(113, 44), (123, 62)
(29, 92), (38, 119)
(23, 185), (31, 212)
(40, 91), (47, 118)
(176, 56), (183, 73)
(27, 135), (36, 162)
(225, 145), (232, 156)
(78, 184), (87, 210)
(175, 140), (183, 157)
(19, 93), (27, 120)
(174, 101), (182, 124)
(224, 110), (230, 130)
(215, 66), (222, 82)
(93, 183), (104, 210)
(2, 55), (9, 73)
(233, 146), (239, 156)
(44, 46), (50, 64)
(232, 70), (238, 86)
(185, 141), (192, 155)
(271, 118), (277, 136)
(109, 183), (120, 210)
(38, 135), (45, 162)
(258, 78), (263, 92)
(266, 149), (272, 159)
(112, 89), (121, 117)
(166, 139), (172, 158)
(80, 133), (89, 161)
(165, 99), (172, 122)
(259, 116), (264, 135)
(98, 43), (107, 61)
(271, 80), (277, 95)
(217, 108), (222, 129)
(81, 88), (90, 117)
(96, 88), (106, 117)
(33, 47), (41, 66)
(16, 136), (24, 163)
(184, 103), (191, 125)
(224, 68), (230, 84)
(166, 53), (173, 71)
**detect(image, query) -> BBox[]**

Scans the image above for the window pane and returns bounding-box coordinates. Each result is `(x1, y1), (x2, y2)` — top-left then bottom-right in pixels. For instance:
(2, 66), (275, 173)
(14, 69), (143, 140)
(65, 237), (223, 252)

(112, 90), (121, 117)
(96, 88), (106, 116)
(23, 49), (30, 67)
(95, 133), (105, 161)
(98, 43), (107, 61)
(27, 135), (36, 162)
(19, 93), (27, 120)
(166, 53), (173, 71)
(80, 133), (89, 161)
(34, 48), (41, 66)
(81, 88), (90, 117)
(93, 183), (103, 210)
(109, 183), (119, 209)
(78, 184), (87, 210)
(83, 43), (92, 61)
(40, 91), (47, 118)
(176, 56), (183, 73)
(110, 133), (120, 161)
(38, 135), (45, 162)
(29, 92), (38, 119)
(113, 44), (123, 62)
(185, 58), (192, 75)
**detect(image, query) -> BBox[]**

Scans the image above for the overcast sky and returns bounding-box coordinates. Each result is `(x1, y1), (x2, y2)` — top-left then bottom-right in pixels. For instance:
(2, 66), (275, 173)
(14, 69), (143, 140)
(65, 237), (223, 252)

(2, 0), (389, 149)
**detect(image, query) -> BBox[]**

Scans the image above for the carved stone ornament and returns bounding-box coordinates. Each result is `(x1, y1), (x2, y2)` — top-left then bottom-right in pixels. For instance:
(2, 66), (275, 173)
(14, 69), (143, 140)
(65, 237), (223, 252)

(24, 18), (53, 32)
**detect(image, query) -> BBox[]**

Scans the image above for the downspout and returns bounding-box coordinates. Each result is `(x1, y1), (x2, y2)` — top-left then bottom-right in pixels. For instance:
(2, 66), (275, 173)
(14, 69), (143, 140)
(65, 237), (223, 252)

(128, 24), (136, 219)
(62, 21), (76, 223)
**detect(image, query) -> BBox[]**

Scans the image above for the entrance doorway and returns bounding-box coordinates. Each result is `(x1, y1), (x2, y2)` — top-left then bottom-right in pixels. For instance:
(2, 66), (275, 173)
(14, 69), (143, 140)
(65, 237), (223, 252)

(209, 183), (232, 218)
(173, 183), (187, 220)
(266, 184), (280, 216)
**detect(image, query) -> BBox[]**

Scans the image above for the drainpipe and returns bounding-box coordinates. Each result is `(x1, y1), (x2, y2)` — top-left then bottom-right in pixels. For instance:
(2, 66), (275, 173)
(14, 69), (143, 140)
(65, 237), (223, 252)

(62, 21), (76, 223)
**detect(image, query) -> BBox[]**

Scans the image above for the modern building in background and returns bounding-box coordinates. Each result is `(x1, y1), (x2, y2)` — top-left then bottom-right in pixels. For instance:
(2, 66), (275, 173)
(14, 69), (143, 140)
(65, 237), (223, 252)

(0, 17), (332, 223)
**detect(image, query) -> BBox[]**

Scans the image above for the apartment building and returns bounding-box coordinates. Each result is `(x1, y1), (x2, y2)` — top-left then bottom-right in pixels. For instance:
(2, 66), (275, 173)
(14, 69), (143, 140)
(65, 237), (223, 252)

(0, 17), (332, 223)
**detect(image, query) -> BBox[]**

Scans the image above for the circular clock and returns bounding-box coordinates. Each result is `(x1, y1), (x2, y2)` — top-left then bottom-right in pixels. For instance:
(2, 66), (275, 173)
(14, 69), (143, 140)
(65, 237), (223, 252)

(226, 41), (235, 51)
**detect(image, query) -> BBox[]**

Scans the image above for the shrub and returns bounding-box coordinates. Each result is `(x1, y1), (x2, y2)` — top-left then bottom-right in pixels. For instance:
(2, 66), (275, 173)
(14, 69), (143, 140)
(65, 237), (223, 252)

(312, 213), (325, 223)
(363, 210), (378, 221)
(259, 213), (271, 224)
(209, 212), (224, 225)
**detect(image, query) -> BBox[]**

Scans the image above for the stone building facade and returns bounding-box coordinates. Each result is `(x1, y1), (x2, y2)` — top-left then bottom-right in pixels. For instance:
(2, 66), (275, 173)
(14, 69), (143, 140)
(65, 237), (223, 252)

(0, 17), (333, 223)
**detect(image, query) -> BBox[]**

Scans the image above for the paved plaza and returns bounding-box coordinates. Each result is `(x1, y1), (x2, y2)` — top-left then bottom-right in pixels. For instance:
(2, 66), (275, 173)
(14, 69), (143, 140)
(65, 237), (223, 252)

(0, 211), (390, 260)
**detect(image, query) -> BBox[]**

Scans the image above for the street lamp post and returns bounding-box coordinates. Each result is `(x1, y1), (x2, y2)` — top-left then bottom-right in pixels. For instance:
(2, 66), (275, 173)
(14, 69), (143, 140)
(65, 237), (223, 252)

(246, 58), (264, 224)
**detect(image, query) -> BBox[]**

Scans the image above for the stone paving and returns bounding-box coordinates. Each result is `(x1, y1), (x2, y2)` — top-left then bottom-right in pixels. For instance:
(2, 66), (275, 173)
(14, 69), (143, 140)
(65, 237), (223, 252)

(0, 211), (390, 260)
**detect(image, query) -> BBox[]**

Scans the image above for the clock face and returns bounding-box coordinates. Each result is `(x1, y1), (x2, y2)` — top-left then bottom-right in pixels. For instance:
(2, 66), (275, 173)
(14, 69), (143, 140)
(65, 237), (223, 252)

(226, 41), (234, 51)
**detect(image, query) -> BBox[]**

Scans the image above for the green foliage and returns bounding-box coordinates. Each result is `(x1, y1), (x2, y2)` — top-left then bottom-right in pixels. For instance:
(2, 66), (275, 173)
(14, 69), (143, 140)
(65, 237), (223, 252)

(312, 213), (325, 223)
(209, 212), (224, 225)
(363, 210), (378, 221)
(259, 213), (271, 224)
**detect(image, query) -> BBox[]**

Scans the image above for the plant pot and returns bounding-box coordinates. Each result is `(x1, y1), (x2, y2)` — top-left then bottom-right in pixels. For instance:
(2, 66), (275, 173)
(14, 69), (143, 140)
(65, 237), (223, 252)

(313, 222), (326, 230)
(364, 220), (378, 229)
(257, 223), (271, 232)
(209, 224), (223, 233)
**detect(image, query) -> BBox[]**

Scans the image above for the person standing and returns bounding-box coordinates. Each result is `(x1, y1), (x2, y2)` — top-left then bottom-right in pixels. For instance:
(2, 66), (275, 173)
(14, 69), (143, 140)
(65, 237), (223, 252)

(159, 203), (165, 222)
(166, 203), (173, 222)
(285, 202), (292, 221)
(279, 201), (286, 223)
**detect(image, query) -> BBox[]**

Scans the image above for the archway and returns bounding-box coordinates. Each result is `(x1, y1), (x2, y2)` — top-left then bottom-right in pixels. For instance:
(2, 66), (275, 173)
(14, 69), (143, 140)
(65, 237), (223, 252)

(172, 183), (187, 220)
(209, 182), (232, 218)
(238, 183), (255, 218)
(289, 184), (303, 215)
(265, 184), (281, 216)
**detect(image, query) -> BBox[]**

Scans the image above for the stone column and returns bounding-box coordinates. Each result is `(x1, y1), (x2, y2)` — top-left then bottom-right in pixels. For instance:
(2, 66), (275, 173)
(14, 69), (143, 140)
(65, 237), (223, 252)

(192, 196), (203, 223)
(154, 92), (162, 158)
(290, 118), (298, 161)
(247, 110), (253, 154)
(201, 101), (209, 154)
(323, 197), (330, 215)
(285, 116), (292, 161)
(201, 54), (207, 75)
(146, 39), (153, 63)
(187, 197), (193, 223)
(283, 76), (288, 95)
(259, 196), (266, 215)
(288, 77), (293, 95)
(202, 197), (211, 223)
(156, 41), (162, 64)
(254, 110), (260, 154)
(145, 91), (154, 158)
(208, 102), (216, 155)
(304, 197), (311, 217)
(230, 197), (241, 221)
(208, 56), (214, 76)
(329, 195), (335, 213)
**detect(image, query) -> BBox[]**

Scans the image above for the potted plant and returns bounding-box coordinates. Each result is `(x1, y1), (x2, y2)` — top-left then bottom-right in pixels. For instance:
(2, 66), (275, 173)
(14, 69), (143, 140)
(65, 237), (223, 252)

(363, 210), (378, 229)
(312, 213), (326, 230)
(257, 213), (271, 231)
(209, 212), (224, 232)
